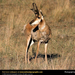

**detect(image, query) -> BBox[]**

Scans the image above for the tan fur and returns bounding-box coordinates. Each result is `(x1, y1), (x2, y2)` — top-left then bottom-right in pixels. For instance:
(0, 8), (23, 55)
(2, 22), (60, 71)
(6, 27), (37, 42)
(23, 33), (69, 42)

(24, 23), (38, 37)
(31, 19), (51, 43)
(24, 3), (51, 64)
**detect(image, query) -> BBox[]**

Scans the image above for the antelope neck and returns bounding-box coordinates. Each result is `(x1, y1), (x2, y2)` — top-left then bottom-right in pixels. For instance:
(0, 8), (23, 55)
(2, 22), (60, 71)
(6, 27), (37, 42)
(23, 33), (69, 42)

(30, 19), (41, 26)
(39, 20), (46, 30)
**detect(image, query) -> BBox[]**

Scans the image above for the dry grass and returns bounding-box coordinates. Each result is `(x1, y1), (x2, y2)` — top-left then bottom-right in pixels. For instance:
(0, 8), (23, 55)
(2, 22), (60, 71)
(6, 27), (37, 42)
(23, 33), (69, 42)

(0, 0), (75, 70)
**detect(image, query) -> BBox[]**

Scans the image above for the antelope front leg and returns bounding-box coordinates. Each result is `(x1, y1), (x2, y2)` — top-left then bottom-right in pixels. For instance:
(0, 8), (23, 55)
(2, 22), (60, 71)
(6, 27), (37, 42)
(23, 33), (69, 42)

(35, 41), (40, 63)
(45, 43), (48, 64)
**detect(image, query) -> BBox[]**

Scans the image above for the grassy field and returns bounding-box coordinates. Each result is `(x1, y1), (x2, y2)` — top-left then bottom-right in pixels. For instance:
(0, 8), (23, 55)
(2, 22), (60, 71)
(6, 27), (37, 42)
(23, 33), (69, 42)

(0, 0), (75, 69)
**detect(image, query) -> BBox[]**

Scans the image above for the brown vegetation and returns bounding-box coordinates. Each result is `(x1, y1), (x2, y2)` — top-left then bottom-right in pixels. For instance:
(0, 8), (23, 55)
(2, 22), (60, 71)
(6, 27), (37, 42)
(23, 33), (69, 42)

(0, 0), (75, 69)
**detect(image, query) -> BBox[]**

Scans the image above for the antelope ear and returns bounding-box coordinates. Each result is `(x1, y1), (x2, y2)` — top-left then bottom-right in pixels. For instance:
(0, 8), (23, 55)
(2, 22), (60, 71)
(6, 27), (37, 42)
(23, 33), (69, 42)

(30, 9), (34, 11)
(31, 9), (33, 10)
(40, 10), (43, 16)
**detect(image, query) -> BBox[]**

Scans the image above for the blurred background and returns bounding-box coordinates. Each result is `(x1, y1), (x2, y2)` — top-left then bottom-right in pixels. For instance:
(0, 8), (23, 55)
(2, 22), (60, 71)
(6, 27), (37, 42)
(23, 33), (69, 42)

(0, 0), (75, 69)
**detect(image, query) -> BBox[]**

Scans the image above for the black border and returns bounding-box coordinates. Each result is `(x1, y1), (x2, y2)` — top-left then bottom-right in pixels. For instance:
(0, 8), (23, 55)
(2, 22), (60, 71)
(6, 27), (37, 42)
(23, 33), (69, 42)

(1, 70), (75, 75)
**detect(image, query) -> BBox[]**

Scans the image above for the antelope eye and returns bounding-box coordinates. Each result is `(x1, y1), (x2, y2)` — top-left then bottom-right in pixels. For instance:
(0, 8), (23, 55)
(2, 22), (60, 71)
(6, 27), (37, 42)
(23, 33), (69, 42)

(38, 17), (40, 19)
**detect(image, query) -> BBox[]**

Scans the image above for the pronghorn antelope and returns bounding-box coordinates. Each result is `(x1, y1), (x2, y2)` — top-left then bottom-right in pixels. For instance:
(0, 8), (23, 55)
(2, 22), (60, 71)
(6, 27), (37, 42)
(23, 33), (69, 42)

(24, 3), (51, 64)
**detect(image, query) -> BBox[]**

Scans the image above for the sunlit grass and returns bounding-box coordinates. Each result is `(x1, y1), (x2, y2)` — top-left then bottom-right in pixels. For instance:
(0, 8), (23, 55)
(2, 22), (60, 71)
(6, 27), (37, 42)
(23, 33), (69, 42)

(0, 0), (75, 69)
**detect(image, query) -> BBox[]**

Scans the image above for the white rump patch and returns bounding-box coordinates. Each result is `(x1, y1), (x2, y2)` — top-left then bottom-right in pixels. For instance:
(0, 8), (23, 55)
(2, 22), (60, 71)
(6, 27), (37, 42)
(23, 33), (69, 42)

(23, 24), (27, 30)
(21, 24), (27, 33)
(31, 19), (41, 26)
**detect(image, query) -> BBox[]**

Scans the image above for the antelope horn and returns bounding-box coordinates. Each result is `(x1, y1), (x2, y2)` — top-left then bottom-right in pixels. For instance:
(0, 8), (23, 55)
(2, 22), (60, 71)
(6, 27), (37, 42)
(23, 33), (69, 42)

(31, 3), (39, 16)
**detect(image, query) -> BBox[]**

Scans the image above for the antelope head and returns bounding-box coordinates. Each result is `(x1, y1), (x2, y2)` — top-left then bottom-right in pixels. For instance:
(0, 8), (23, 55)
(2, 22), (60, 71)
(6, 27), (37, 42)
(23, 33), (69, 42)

(30, 3), (44, 26)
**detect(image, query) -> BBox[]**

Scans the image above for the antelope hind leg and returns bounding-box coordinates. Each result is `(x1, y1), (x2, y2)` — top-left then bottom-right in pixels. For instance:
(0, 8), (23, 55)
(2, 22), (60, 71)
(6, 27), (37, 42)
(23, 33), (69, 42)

(25, 35), (32, 64)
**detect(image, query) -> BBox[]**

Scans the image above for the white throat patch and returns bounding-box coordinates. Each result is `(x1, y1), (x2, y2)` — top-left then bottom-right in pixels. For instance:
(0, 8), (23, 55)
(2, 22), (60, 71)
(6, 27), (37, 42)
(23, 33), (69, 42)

(41, 24), (45, 30)
(31, 19), (41, 26)
(40, 22), (46, 30)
